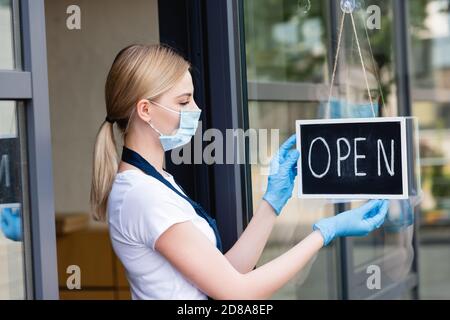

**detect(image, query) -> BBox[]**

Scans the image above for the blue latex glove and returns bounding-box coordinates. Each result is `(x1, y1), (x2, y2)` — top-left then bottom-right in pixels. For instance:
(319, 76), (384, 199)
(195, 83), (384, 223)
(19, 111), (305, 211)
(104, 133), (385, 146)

(313, 200), (389, 246)
(263, 135), (300, 215)
(1, 207), (22, 242)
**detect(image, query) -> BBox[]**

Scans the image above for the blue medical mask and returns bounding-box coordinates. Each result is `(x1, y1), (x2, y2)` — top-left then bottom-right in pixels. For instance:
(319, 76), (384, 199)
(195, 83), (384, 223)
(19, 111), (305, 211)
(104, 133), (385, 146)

(148, 100), (202, 151)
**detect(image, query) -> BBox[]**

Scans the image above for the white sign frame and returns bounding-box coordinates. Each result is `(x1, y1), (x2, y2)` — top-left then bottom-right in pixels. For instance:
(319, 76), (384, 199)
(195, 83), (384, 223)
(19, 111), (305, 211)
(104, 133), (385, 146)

(296, 117), (409, 200)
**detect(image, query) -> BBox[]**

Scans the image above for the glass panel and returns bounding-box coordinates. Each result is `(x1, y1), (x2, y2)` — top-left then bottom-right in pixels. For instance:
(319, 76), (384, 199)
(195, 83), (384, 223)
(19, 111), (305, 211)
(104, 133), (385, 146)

(0, 0), (17, 70)
(0, 101), (27, 299)
(243, 0), (329, 83)
(244, 3), (334, 299)
(249, 101), (339, 299)
(409, 0), (450, 300)
(333, 0), (398, 116)
(329, 1), (416, 298)
(410, 0), (450, 90)
(243, 0), (417, 299)
(347, 0), (410, 270)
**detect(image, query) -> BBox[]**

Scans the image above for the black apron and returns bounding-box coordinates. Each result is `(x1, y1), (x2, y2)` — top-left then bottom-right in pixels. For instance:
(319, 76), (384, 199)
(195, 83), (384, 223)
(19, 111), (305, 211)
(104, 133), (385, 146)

(121, 146), (223, 253)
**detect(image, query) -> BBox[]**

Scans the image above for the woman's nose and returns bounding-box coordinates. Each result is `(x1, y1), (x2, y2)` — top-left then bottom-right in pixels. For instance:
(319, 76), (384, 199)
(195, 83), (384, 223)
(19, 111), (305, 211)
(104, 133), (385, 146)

(191, 100), (200, 110)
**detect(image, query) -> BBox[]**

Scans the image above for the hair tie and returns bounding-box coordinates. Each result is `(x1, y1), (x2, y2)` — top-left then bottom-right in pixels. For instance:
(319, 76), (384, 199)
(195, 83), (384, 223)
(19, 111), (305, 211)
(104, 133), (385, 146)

(105, 116), (115, 124)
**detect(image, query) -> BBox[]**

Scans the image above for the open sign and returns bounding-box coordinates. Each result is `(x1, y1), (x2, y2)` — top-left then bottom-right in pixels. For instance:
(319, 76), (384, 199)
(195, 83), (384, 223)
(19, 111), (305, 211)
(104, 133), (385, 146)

(296, 118), (410, 199)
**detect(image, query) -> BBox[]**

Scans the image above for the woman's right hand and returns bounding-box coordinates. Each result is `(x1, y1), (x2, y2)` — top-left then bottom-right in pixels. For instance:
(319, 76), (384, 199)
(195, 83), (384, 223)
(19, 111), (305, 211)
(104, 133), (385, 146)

(262, 135), (300, 216)
(313, 200), (389, 246)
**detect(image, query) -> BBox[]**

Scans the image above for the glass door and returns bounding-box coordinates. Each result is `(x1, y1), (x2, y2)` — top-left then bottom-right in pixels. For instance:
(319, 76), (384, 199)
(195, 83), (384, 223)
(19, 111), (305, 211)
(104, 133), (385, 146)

(240, 0), (419, 299)
(337, 0), (419, 300)
(242, 0), (339, 300)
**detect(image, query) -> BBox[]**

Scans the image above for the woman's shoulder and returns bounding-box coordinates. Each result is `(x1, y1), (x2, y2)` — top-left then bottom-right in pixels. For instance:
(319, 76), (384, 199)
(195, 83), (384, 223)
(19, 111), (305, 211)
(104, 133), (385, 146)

(109, 169), (195, 218)
(111, 169), (177, 203)
(108, 170), (196, 248)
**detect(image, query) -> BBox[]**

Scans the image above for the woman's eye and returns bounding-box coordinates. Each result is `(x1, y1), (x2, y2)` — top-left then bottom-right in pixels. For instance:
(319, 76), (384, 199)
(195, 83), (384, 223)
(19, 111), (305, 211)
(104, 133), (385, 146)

(180, 102), (190, 106)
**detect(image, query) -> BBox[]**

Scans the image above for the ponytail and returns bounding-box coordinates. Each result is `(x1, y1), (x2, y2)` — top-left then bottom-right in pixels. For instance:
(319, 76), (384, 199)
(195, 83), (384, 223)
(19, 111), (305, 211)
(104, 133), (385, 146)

(90, 121), (118, 221)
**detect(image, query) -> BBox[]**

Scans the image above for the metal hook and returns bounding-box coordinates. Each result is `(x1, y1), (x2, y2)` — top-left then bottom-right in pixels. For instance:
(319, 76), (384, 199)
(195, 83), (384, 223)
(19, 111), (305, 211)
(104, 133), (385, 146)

(340, 0), (356, 13)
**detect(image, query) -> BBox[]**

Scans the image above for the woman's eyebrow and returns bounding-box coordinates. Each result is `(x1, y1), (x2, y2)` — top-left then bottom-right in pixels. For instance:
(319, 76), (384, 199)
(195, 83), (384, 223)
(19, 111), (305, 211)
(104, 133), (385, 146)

(176, 92), (192, 98)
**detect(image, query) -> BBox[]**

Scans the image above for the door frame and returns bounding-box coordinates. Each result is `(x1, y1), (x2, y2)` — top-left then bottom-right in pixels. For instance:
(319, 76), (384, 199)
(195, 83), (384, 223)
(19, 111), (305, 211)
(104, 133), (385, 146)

(158, 0), (251, 251)
(0, 0), (58, 299)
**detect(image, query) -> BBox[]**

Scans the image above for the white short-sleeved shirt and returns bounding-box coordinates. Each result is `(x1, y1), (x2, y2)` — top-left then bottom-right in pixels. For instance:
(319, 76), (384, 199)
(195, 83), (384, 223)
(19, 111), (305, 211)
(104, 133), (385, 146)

(107, 169), (217, 300)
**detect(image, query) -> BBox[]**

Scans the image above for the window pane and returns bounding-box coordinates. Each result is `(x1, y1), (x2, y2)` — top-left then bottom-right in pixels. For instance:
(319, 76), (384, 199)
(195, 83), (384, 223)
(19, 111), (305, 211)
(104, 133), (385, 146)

(347, 0), (410, 267)
(249, 101), (339, 299)
(243, 0), (416, 299)
(0, 0), (17, 70)
(337, 0), (398, 116)
(243, 0), (329, 83)
(0, 101), (27, 299)
(410, 0), (450, 89)
(410, 0), (450, 300)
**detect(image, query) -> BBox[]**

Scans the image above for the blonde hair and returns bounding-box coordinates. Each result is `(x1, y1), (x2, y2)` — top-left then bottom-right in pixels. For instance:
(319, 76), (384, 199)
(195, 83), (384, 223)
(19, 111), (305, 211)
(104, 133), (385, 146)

(90, 44), (191, 221)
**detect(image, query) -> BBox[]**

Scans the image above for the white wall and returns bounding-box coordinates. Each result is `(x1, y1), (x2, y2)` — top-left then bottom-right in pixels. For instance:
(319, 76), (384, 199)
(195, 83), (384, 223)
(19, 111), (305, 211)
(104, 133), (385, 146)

(45, 0), (159, 219)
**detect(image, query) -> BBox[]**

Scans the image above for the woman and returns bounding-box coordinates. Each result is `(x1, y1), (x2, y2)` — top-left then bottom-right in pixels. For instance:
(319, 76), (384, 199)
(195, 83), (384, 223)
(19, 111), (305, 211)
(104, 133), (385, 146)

(90, 44), (388, 300)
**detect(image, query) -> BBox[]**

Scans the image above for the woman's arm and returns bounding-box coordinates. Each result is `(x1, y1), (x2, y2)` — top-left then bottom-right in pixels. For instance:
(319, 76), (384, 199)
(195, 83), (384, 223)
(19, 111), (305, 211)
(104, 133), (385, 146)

(224, 200), (277, 273)
(156, 220), (323, 300)
(224, 135), (299, 273)
(156, 199), (388, 300)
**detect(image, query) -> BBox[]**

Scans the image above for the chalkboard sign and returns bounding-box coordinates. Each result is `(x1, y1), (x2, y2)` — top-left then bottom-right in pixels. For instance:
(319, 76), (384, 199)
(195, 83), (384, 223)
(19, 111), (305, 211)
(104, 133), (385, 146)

(296, 118), (409, 199)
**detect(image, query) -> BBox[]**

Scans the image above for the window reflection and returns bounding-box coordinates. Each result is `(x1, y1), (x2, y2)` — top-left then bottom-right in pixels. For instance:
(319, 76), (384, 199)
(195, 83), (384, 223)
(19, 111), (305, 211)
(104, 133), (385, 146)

(0, 0), (16, 69)
(249, 101), (339, 299)
(335, 0), (398, 115)
(243, 0), (328, 83)
(243, 0), (419, 300)
(0, 101), (26, 299)
(340, 2), (415, 284)
(410, 0), (450, 300)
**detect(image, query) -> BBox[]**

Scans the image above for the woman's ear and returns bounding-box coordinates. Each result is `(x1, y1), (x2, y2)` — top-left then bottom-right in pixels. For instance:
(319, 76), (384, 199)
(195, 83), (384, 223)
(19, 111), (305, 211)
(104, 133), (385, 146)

(135, 99), (152, 123)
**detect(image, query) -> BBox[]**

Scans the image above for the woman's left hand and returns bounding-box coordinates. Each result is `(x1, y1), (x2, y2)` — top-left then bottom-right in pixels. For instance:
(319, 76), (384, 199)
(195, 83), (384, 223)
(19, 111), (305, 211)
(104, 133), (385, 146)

(263, 135), (300, 215)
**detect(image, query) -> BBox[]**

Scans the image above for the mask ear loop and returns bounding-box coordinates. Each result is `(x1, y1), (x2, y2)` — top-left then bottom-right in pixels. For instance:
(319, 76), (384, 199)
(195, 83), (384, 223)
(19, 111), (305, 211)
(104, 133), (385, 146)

(148, 100), (181, 115)
(150, 99), (201, 113)
(148, 121), (164, 136)
(146, 100), (179, 136)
